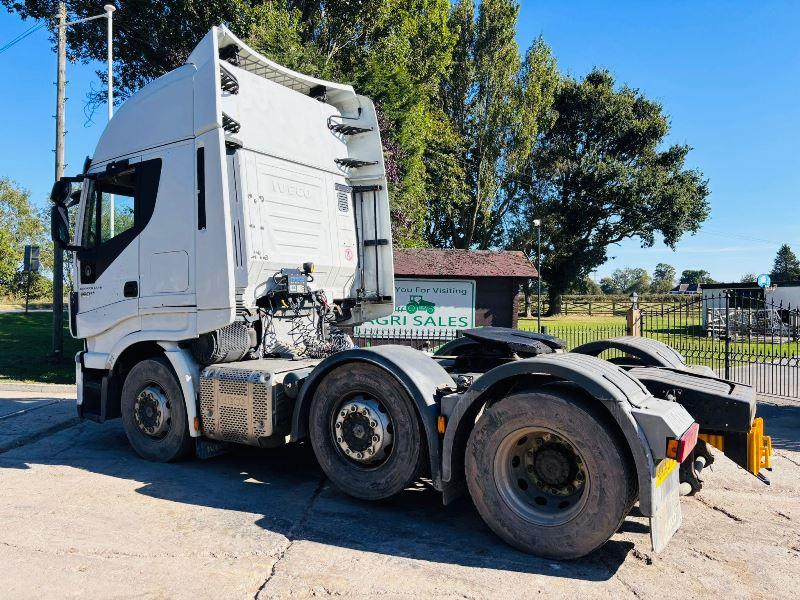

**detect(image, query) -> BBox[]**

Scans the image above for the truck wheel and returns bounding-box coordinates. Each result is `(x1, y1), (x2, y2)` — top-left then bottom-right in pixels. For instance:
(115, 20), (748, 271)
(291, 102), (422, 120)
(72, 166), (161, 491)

(309, 363), (425, 500)
(466, 389), (633, 559)
(120, 357), (193, 462)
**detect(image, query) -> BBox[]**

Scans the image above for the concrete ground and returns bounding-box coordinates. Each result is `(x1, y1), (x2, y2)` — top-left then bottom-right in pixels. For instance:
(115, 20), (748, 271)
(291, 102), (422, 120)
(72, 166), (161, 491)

(1, 388), (798, 600)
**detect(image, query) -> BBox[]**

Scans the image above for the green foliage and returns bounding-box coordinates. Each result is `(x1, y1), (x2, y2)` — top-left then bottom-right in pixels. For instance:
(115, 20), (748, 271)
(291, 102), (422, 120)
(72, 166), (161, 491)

(770, 244), (800, 282)
(740, 272), (758, 284)
(599, 267), (651, 295)
(431, 0), (559, 249)
(513, 70), (710, 313)
(680, 269), (715, 285)
(0, 178), (52, 298)
(651, 262), (676, 293)
(567, 276), (603, 295)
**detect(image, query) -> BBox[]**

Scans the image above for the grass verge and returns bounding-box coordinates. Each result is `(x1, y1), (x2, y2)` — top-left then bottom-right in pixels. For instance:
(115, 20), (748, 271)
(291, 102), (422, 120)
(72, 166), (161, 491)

(0, 313), (81, 384)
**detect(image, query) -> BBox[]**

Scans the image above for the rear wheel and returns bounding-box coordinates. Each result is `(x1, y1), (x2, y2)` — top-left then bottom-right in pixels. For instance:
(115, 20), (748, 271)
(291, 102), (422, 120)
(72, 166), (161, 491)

(309, 363), (425, 500)
(121, 357), (193, 462)
(465, 389), (633, 559)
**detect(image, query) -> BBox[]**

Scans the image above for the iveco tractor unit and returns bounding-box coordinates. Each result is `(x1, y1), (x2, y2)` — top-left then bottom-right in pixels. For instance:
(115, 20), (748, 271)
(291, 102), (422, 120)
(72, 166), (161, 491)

(50, 26), (772, 559)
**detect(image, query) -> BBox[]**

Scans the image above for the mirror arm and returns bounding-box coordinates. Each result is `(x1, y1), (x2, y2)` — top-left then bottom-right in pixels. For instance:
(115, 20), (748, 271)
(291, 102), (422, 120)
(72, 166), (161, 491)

(56, 242), (84, 252)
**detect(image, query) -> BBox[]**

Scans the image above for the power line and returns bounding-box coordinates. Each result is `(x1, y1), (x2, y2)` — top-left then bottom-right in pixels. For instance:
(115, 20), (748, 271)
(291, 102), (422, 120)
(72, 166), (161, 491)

(0, 21), (46, 56)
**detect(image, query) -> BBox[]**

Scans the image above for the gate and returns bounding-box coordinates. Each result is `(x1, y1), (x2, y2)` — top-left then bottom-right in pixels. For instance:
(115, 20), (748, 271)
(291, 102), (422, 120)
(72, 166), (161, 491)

(641, 289), (800, 398)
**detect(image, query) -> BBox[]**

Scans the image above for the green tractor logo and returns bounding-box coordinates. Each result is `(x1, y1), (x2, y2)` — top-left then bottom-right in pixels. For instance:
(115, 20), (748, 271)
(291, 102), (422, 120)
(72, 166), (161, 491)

(405, 294), (436, 315)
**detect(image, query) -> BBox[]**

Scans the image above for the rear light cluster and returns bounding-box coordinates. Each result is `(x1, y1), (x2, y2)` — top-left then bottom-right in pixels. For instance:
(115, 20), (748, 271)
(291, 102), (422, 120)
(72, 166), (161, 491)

(666, 422), (700, 463)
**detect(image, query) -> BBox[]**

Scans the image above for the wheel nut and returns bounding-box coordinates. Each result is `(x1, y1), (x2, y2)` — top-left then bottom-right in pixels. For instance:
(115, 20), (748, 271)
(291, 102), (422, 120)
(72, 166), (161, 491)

(371, 421), (377, 427)
(357, 452), (363, 459)
(335, 423), (341, 429)
(337, 437), (343, 443)
(340, 411), (346, 417)
(372, 435), (379, 442)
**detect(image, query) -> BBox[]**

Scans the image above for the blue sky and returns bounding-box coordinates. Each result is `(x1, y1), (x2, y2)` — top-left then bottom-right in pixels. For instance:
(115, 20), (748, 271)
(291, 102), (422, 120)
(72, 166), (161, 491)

(1, 1), (798, 283)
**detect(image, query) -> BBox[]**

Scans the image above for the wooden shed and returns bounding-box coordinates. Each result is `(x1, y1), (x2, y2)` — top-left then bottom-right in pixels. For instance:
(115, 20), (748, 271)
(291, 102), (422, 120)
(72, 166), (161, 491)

(392, 249), (538, 329)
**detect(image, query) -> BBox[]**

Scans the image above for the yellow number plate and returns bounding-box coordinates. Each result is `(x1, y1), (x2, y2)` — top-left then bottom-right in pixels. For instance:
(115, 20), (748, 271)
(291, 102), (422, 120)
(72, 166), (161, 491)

(655, 458), (678, 487)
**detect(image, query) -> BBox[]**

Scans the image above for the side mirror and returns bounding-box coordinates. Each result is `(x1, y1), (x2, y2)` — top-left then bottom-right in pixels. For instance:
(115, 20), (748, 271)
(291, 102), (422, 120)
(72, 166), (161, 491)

(51, 204), (70, 247)
(51, 204), (83, 251)
(50, 179), (73, 206)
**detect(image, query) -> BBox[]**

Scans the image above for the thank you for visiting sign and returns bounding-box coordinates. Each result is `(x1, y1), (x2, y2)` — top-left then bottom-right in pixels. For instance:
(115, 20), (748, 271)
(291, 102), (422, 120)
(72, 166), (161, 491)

(355, 278), (476, 335)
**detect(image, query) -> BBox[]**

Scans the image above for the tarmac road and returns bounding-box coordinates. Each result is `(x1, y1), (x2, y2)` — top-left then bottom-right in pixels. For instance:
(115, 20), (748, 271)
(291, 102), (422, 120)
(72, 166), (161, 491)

(0, 388), (798, 599)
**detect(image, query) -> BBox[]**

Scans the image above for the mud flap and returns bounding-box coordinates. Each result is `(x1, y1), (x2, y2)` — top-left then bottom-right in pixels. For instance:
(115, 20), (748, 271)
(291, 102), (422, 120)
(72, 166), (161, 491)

(649, 459), (682, 552)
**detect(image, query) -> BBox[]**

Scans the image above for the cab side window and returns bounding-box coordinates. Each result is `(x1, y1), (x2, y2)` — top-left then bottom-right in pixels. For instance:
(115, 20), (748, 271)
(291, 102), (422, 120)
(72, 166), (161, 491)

(77, 158), (162, 284)
(82, 168), (136, 247)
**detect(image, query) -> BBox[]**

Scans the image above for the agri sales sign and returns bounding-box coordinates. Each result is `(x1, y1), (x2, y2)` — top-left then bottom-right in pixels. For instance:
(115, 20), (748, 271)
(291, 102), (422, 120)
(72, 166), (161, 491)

(355, 279), (476, 336)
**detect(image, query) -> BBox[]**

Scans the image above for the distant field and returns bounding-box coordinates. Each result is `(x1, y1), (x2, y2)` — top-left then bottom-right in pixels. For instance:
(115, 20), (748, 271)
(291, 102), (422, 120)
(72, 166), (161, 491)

(519, 313), (800, 361)
(518, 315), (625, 329)
(0, 313), (80, 384)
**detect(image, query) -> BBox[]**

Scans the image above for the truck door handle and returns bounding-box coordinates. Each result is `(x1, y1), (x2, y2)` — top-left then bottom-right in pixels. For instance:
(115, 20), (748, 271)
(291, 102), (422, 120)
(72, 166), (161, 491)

(123, 281), (138, 298)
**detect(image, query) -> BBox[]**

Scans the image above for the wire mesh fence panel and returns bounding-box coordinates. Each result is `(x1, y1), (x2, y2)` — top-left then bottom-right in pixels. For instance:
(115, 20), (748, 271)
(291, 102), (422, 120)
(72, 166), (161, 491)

(351, 328), (460, 352)
(642, 290), (800, 398)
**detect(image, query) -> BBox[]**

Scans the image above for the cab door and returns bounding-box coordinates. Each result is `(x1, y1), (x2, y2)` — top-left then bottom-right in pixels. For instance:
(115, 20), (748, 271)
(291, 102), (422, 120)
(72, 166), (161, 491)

(74, 158), (161, 339)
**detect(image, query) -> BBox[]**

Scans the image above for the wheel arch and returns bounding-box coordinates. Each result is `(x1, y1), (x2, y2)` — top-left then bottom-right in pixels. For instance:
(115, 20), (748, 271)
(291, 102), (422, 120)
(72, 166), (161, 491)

(96, 339), (200, 438)
(292, 345), (456, 484)
(441, 353), (658, 513)
(572, 336), (686, 369)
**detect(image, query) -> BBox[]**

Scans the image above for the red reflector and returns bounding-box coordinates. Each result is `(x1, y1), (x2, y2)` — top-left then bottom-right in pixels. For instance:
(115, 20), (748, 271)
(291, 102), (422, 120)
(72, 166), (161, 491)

(668, 422), (700, 463)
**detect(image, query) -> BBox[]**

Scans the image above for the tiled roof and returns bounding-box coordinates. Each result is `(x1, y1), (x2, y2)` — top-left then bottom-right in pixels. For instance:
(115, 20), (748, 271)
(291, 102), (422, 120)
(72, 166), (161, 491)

(393, 249), (538, 278)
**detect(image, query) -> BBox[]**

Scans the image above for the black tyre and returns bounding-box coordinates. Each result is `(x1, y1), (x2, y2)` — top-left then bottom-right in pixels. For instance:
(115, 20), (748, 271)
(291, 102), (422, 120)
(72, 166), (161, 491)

(121, 357), (193, 462)
(466, 389), (633, 559)
(309, 363), (425, 500)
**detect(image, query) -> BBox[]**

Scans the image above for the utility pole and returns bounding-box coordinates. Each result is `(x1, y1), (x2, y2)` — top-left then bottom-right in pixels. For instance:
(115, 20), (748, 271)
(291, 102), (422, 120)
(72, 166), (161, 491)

(50, 3), (116, 359)
(52, 0), (67, 359)
(534, 219), (542, 332)
(105, 4), (115, 236)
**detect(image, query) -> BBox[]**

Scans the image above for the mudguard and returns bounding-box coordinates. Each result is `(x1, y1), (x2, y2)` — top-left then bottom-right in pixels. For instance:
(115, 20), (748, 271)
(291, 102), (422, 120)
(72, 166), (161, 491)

(573, 336), (687, 368)
(435, 327), (565, 358)
(439, 352), (694, 517)
(291, 345), (456, 484)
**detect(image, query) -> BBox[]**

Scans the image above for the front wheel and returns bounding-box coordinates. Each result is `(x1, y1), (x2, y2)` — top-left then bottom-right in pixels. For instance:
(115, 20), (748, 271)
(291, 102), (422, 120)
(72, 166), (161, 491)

(121, 357), (193, 462)
(465, 389), (634, 559)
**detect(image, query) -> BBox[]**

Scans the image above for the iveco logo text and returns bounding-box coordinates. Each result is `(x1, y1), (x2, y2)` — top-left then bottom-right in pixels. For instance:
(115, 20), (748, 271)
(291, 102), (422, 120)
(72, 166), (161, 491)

(272, 181), (313, 198)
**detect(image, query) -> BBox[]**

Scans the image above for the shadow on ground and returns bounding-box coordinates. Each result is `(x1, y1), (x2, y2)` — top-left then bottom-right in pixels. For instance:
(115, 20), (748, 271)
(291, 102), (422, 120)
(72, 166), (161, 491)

(0, 418), (637, 581)
(758, 400), (800, 452)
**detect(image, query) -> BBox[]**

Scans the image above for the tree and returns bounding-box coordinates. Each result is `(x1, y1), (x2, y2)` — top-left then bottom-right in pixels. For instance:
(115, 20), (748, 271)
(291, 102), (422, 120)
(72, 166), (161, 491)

(0, 178), (52, 298)
(598, 267), (650, 295)
(429, 0), (559, 249)
(512, 70), (709, 314)
(568, 276), (602, 295)
(680, 269), (715, 285)
(740, 272), (758, 284)
(599, 277), (617, 295)
(770, 244), (800, 282)
(651, 263), (676, 293)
